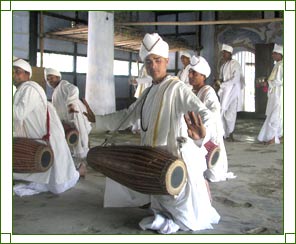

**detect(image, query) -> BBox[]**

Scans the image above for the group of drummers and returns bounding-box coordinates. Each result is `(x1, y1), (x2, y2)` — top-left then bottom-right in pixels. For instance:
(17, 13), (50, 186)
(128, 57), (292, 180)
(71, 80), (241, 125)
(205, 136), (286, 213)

(13, 58), (91, 196)
(13, 32), (283, 234)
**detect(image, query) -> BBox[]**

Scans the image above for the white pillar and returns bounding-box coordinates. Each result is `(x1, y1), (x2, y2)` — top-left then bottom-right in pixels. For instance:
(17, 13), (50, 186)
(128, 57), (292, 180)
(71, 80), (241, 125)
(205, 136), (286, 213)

(86, 11), (115, 115)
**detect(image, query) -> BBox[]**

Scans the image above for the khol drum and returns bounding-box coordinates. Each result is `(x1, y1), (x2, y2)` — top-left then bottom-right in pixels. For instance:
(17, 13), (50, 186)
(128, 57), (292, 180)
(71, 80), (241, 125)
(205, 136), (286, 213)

(13, 137), (53, 173)
(204, 141), (220, 169)
(87, 145), (187, 196)
(62, 121), (79, 147)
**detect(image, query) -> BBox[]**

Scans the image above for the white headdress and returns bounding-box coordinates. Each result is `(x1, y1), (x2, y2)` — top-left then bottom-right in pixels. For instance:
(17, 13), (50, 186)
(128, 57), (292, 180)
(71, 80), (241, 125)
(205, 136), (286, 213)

(139, 33), (169, 61)
(221, 44), (233, 54)
(189, 55), (211, 78)
(45, 68), (62, 79)
(44, 68), (62, 88)
(273, 44), (283, 55)
(13, 59), (32, 79)
(180, 50), (192, 59)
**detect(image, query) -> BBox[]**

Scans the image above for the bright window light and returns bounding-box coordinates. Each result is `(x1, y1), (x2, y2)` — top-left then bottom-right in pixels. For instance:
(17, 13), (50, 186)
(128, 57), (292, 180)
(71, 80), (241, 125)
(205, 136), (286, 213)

(233, 51), (255, 112)
(37, 52), (73, 72)
(114, 60), (129, 76)
(131, 62), (144, 77)
(77, 56), (88, 73)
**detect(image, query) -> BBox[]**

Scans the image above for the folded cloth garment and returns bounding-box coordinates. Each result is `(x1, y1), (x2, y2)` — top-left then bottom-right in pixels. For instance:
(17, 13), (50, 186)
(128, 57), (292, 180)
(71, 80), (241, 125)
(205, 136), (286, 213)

(13, 182), (48, 197)
(139, 214), (180, 234)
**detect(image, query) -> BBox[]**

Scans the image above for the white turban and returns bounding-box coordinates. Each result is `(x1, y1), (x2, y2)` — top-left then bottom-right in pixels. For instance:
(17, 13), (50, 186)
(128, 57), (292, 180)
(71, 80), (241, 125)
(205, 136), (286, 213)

(45, 68), (62, 80)
(139, 33), (169, 61)
(221, 44), (233, 54)
(189, 55), (211, 78)
(273, 44), (283, 55)
(180, 50), (191, 59)
(13, 59), (32, 79)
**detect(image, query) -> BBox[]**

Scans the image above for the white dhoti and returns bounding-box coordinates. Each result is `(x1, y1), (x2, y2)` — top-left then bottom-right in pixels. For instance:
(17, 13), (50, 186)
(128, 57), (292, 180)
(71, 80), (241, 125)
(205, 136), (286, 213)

(220, 98), (238, 137)
(257, 60), (283, 144)
(257, 102), (282, 144)
(140, 140), (220, 234)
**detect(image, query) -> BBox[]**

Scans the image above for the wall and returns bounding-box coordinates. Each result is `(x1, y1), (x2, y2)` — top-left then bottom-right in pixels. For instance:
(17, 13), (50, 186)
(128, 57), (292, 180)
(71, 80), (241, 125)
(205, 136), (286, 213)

(13, 11), (30, 59)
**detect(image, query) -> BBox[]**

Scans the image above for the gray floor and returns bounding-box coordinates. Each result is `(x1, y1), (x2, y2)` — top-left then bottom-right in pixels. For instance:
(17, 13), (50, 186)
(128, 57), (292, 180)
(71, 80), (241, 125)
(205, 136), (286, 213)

(13, 118), (284, 236)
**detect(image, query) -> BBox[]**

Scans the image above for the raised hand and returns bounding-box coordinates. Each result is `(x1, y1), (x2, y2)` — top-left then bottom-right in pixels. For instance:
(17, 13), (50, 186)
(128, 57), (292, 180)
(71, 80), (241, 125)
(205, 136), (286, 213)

(82, 98), (96, 123)
(184, 111), (206, 140)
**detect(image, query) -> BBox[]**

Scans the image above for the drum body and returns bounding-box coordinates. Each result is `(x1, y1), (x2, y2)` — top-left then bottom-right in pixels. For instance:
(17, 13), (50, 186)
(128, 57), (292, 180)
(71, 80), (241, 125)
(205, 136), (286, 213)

(13, 137), (54, 173)
(204, 141), (220, 169)
(87, 145), (187, 196)
(62, 121), (79, 147)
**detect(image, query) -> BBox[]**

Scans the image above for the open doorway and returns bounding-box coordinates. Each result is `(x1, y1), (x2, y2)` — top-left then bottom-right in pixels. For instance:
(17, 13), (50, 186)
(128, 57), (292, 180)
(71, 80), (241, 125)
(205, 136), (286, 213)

(233, 51), (255, 112)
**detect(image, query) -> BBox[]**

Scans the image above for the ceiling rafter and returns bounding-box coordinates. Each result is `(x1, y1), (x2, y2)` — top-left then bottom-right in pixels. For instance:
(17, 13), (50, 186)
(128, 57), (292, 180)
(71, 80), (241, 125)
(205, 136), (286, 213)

(117, 18), (283, 26)
(44, 25), (193, 53)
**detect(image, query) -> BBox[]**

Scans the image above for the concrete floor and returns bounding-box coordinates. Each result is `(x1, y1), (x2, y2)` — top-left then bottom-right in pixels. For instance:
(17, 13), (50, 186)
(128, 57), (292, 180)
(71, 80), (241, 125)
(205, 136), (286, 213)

(12, 118), (284, 238)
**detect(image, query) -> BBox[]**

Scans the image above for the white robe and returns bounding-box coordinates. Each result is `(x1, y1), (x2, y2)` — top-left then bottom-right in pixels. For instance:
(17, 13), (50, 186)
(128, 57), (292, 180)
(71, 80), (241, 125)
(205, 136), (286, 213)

(177, 64), (192, 88)
(92, 75), (220, 233)
(13, 81), (79, 195)
(196, 85), (234, 182)
(51, 80), (92, 159)
(258, 60), (283, 144)
(218, 59), (245, 137)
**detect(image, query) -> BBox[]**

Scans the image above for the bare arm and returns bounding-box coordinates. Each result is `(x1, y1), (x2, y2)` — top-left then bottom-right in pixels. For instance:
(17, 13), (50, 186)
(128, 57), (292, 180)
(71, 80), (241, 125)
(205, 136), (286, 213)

(82, 98), (96, 123)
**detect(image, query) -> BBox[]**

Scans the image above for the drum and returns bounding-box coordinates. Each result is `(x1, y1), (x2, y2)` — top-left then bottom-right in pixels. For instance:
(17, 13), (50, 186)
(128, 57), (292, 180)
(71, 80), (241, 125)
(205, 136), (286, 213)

(204, 141), (220, 169)
(87, 145), (187, 196)
(13, 137), (54, 173)
(62, 121), (79, 147)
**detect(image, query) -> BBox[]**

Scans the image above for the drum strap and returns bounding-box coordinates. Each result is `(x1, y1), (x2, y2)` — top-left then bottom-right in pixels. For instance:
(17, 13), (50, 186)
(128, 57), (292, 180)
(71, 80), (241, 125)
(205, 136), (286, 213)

(101, 88), (150, 146)
(42, 108), (50, 142)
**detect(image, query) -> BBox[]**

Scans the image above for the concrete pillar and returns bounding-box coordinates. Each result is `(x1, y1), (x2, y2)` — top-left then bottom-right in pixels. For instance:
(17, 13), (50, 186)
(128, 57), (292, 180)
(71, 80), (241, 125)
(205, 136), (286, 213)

(86, 11), (115, 115)
(201, 12), (216, 83)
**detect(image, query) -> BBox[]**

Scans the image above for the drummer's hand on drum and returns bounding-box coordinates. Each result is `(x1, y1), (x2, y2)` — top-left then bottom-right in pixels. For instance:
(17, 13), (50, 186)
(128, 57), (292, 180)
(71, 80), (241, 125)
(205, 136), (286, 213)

(82, 98), (96, 123)
(184, 111), (206, 140)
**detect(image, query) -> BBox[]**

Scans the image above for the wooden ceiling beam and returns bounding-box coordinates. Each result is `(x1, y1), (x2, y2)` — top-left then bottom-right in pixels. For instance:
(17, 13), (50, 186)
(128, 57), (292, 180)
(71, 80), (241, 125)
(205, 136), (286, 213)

(117, 18), (283, 26)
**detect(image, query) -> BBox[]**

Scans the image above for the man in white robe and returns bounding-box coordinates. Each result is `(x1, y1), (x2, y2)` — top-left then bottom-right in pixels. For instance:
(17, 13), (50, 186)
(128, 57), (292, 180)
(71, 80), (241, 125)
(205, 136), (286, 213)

(13, 59), (81, 196)
(83, 33), (220, 234)
(177, 50), (192, 87)
(218, 44), (245, 141)
(258, 44), (283, 145)
(188, 55), (236, 182)
(45, 68), (91, 172)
